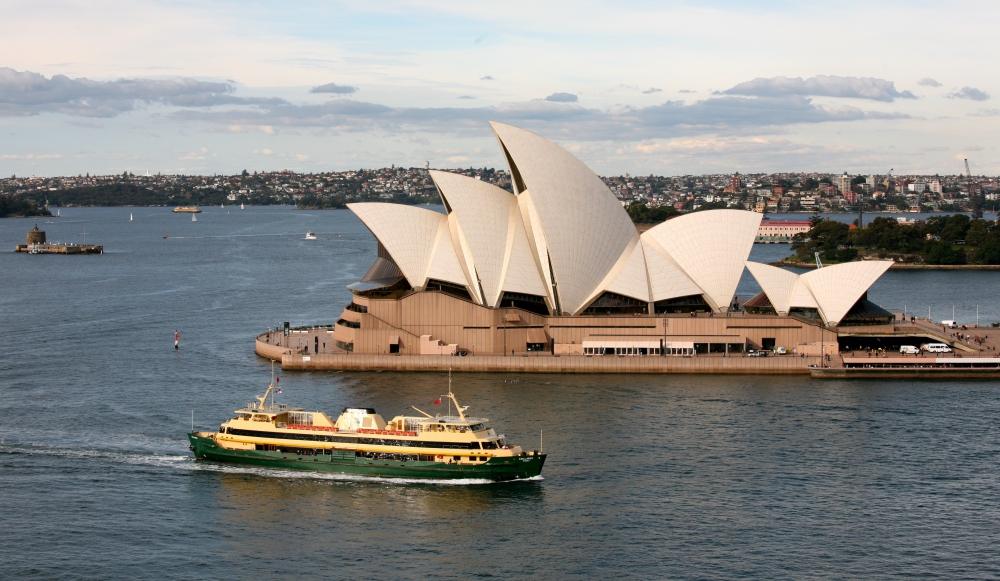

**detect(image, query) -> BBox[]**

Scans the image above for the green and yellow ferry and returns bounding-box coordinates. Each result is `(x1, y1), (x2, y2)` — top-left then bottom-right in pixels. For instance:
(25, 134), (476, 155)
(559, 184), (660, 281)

(188, 381), (545, 481)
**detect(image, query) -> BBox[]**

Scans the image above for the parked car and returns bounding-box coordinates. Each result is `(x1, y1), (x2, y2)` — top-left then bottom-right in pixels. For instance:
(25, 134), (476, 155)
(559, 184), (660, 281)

(941, 320), (958, 328)
(748, 349), (768, 357)
(774, 346), (787, 355)
(899, 345), (920, 355)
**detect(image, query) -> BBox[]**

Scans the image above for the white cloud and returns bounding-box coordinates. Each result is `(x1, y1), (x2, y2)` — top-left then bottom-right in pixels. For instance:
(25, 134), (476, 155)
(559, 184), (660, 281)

(917, 78), (942, 87)
(544, 92), (578, 103)
(0, 153), (62, 160)
(168, 94), (907, 141)
(948, 87), (990, 101)
(0, 67), (283, 117)
(310, 82), (357, 94)
(721, 75), (917, 102)
(179, 147), (209, 160)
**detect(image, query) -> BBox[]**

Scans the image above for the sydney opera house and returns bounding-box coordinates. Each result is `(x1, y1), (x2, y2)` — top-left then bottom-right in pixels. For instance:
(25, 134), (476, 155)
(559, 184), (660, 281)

(329, 122), (893, 358)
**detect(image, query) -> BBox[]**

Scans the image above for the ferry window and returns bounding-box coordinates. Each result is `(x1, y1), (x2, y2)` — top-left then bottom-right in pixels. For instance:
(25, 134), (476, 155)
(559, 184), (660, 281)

(289, 412), (314, 426)
(482, 441), (497, 449)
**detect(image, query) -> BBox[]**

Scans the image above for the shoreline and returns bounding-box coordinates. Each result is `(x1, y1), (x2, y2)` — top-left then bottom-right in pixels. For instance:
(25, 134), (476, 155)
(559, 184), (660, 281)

(769, 260), (1000, 270)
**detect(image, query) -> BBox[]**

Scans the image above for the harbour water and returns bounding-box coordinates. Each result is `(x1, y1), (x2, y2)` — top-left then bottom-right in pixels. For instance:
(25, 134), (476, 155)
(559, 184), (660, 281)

(2, 207), (1000, 579)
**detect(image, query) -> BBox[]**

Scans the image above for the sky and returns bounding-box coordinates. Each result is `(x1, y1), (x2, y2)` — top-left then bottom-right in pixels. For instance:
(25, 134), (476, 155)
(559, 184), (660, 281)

(1, 0), (998, 177)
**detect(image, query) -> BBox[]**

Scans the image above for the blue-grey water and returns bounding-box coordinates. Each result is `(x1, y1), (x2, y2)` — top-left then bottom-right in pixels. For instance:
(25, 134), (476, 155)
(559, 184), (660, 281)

(2, 207), (999, 580)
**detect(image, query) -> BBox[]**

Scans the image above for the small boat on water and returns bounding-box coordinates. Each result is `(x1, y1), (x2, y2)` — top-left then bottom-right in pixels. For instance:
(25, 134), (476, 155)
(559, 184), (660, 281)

(191, 214), (197, 222)
(304, 231), (317, 240)
(173, 206), (201, 213)
(240, 203), (244, 210)
(188, 378), (546, 481)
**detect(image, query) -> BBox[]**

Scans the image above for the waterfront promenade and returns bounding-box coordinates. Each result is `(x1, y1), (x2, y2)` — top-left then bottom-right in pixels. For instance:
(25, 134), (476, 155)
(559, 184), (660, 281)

(256, 316), (1000, 376)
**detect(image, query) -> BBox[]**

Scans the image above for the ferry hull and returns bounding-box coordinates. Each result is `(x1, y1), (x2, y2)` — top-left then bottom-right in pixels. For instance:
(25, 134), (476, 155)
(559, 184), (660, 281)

(188, 433), (545, 481)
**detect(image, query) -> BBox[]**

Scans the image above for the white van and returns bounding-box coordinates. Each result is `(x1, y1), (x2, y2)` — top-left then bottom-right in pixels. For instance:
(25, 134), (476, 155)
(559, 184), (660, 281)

(941, 320), (958, 328)
(921, 343), (953, 353)
(899, 345), (920, 355)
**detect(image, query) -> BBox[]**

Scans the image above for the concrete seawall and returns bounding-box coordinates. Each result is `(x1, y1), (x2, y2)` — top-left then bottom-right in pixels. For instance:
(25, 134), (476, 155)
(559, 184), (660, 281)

(812, 367), (1000, 379)
(256, 340), (288, 361)
(271, 349), (814, 374)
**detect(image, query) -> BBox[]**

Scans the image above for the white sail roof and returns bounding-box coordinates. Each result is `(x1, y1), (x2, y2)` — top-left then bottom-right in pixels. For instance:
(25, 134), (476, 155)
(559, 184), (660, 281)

(348, 202), (469, 290)
(789, 278), (819, 309)
(641, 240), (704, 302)
(744, 261), (799, 315)
(430, 170), (514, 306)
(745, 260), (892, 324)
(500, 199), (550, 299)
(430, 169), (550, 306)
(642, 210), (761, 310)
(800, 261), (893, 324)
(598, 237), (651, 303)
(491, 122), (637, 315)
(424, 218), (471, 289)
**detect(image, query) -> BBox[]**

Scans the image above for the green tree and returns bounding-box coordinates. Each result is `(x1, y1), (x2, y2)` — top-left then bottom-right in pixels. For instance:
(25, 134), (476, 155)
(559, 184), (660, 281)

(851, 216), (923, 252)
(966, 219), (990, 246)
(925, 240), (966, 265)
(974, 230), (1000, 264)
(627, 202), (679, 224)
(940, 214), (971, 242)
(793, 219), (851, 261)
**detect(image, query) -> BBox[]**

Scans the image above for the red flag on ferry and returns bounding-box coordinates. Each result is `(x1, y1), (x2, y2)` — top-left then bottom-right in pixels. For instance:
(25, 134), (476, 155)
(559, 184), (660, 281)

(434, 398), (441, 405)
(276, 377), (280, 383)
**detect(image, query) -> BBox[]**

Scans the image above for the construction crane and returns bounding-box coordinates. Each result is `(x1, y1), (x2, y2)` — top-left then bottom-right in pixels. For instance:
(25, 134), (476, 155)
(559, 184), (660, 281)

(966, 158), (983, 220)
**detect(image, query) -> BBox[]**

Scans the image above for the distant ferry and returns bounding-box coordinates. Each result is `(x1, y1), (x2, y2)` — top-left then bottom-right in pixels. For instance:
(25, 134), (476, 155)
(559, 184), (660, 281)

(173, 206), (201, 213)
(188, 379), (546, 481)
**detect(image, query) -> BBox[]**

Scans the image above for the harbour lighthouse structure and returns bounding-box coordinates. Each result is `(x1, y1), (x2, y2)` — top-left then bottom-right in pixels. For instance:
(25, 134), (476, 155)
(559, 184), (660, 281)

(322, 122), (893, 359)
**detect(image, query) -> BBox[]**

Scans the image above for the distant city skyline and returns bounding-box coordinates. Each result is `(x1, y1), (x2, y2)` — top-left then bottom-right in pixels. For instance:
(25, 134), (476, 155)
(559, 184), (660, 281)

(1, 1), (998, 177)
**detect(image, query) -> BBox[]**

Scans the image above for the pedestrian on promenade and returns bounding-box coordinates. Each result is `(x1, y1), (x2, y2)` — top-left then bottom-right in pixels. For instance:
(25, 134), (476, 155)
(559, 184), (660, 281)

(174, 330), (180, 350)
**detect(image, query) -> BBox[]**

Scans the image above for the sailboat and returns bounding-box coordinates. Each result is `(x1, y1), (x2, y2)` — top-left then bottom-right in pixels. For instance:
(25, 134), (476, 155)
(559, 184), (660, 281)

(240, 203), (244, 210)
(130, 213), (133, 222)
(192, 214), (198, 222)
(221, 203), (224, 209)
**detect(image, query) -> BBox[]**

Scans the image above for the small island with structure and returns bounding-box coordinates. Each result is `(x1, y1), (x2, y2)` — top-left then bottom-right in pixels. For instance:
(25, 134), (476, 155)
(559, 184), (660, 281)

(15, 225), (102, 254)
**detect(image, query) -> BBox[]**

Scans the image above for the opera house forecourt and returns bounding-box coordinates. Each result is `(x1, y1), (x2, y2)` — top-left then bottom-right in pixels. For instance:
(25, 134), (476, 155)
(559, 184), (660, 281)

(256, 121), (975, 376)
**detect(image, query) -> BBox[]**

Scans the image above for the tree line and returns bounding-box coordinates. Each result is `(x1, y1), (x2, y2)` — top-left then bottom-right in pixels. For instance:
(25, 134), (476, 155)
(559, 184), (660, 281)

(792, 215), (1000, 265)
(0, 195), (50, 218)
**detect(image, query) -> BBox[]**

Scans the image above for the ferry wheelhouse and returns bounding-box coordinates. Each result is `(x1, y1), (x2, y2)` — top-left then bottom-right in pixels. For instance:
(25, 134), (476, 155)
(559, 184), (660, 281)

(188, 381), (545, 481)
